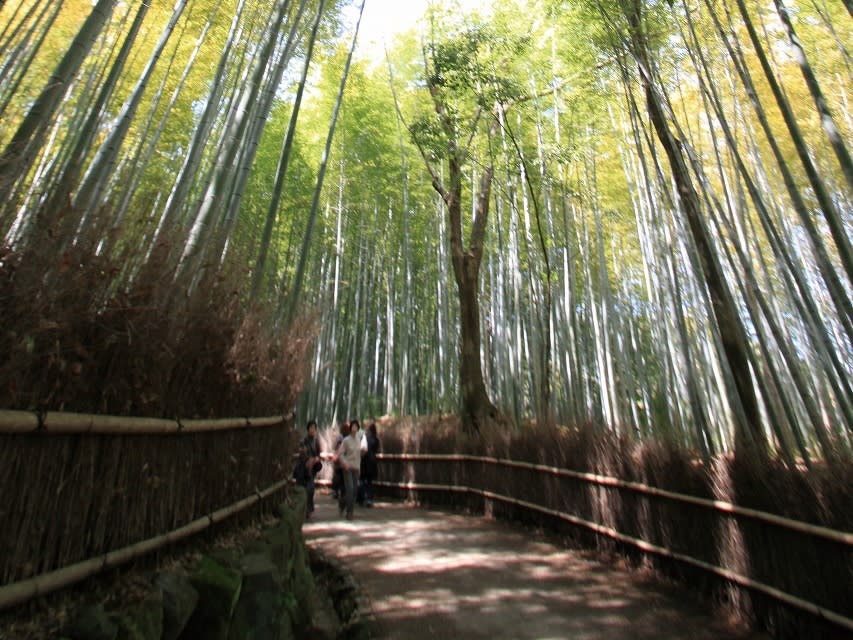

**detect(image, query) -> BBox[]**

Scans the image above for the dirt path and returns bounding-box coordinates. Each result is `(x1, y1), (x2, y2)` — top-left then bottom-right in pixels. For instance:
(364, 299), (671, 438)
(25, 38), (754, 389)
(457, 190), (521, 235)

(303, 494), (767, 640)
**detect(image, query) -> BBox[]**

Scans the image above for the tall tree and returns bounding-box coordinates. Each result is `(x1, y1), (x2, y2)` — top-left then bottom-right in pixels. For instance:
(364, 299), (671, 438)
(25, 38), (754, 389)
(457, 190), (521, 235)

(404, 22), (529, 432)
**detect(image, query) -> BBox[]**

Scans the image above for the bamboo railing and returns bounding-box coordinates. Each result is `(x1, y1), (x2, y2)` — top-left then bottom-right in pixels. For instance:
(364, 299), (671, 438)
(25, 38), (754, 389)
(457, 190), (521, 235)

(0, 409), (295, 610)
(3, 422), (850, 634)
(0, 478), (290, 611)
(374, 452), (853, 634)
(0, 409), (287, 434)
(376, 453), (852, 545)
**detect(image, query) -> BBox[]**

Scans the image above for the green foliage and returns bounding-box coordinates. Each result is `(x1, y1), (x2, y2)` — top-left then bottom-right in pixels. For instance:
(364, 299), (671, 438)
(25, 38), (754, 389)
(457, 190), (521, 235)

(2, 0), (849, 456)
(408, 115), (447, 161)
(427, 23), (527, 101)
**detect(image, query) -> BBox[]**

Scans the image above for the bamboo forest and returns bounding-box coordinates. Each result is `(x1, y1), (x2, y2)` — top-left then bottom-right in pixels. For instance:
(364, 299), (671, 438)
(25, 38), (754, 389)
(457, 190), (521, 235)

(1, 0), (853, 637)
(1, 0), (852, 459)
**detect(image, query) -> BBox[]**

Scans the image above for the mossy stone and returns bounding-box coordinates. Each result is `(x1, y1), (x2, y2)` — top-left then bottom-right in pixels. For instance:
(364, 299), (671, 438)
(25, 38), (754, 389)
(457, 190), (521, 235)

(288, 543), (315, 633)
(155, 572), (199, 640)
(273, 501), (289, 519)
(65, 604), (118, 640)
(286, 487), (307, 524)
(263, 524), (295, 575)
(244, 538), (271, 555)
(340, 619), (378, 640)
(228, 553), (289, 640)
(208, 547), (242, 570)
(181, 556), (242, 640)
(114, 592), (163, 640)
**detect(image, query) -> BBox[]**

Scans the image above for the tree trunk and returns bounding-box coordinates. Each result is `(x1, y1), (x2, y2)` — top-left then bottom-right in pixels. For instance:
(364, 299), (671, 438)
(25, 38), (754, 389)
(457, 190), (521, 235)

(772, 0), (853, 192)
(446, 167), (499, 432)
(213, 0), (309, 268)
(704, 0), (853, 343)
(0, 1), (62, 130)
(177, 0), (292, 291)
(150, 0), (249, 252)
(732, 0), (853, 285)
(456, 254), (496, 431)
(38, 0), (149, 241)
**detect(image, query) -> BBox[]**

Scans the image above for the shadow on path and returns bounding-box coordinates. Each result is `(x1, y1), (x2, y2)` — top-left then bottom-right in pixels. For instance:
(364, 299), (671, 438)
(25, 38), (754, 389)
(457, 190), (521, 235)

(304, 493), (768, 640)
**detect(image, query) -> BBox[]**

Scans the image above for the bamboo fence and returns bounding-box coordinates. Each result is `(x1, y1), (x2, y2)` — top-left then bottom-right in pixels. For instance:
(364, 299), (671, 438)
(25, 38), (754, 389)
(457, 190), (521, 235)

(374, 452), (853, 635)
(0, 409), (286, 434)
(0, 410), (295, 595)
(0, 478), (289, 611)
(3, 418), (850, 636)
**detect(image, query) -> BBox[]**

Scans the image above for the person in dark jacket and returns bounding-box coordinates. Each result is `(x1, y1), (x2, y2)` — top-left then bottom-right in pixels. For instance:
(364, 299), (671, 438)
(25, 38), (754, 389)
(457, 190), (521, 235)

(361, 422), (381, 507)
(293, 419), (322, 518)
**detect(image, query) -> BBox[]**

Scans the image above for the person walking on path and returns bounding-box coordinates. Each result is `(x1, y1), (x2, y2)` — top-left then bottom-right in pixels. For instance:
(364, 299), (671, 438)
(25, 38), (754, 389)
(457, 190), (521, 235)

(294, 419), (323, 518)
(350, 419), (368, 504)
(331, 421), (349, 500)
(361, 422), (380, 507)
(336, 420), (362, 520)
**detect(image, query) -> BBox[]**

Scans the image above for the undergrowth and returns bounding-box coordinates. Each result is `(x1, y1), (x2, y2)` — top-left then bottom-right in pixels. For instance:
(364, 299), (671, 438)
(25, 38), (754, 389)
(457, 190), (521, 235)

(0, 235), (314, 418)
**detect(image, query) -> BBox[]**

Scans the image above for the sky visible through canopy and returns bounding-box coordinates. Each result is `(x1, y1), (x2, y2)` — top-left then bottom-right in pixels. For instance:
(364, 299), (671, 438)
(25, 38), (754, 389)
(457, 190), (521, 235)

(355, 0), (488, 59)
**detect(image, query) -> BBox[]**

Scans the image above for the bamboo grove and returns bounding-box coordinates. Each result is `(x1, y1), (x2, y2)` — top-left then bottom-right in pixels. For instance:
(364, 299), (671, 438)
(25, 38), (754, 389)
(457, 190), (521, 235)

(0, 0), (850, 463)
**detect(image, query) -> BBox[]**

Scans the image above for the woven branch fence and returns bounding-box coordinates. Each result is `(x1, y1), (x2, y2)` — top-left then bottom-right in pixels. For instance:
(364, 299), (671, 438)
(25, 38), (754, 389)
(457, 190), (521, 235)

(0, 409), (295, 609)
(374, 452), (853, 636)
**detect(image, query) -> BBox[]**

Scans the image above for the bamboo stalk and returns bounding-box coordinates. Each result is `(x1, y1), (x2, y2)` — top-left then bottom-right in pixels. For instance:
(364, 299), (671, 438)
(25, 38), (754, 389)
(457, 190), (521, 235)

(375, 478), (853, 633)
(237, 416), (288, 428)
(0, 410), (291, 435)
(0, 411), (38, 433)
(377, 453), (853, 546)
(0, 478), (289, 612)
(180, 418), (251, 433)
(43, 412), (175, 434)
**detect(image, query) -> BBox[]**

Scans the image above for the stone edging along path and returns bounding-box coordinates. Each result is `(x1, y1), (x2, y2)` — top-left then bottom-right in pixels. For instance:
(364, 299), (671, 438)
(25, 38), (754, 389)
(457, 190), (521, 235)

(308, 547), (378, 639)
(50, 497), (318, 640)
(13, 490), (373, 640)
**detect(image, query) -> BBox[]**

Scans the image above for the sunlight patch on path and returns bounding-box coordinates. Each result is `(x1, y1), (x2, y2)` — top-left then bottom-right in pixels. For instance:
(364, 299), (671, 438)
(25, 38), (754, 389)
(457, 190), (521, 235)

(304, 496), (766, 640)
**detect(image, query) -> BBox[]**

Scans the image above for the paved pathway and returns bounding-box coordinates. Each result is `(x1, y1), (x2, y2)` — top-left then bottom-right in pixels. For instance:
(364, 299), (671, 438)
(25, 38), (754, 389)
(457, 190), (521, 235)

(303, 494), (767, 640)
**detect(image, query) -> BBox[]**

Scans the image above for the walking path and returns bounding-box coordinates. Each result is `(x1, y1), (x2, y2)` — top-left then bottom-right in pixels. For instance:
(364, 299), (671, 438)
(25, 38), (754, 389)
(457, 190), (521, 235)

(303, 493), (767, 640)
